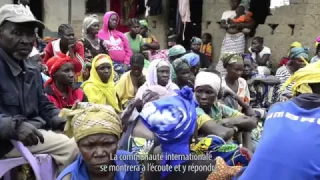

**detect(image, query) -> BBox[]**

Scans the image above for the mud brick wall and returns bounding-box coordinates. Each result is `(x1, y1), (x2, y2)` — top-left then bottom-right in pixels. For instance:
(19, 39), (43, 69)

(202, 0), (320, 66)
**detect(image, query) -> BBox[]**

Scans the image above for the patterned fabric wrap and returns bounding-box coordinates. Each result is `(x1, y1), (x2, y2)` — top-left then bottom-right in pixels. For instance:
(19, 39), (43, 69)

(190, 135), (250, 167)
(282, 60), (320, 96)
(113, 61), (127, 74)
(249, 76), (275, 110)
(139, 19), (148, 27)
(60, 102), (121, 142)
(207, 157), (243, 180)
(172, 58), (190, 72)
(221, 52), (244, 68)
(168, 45), (186, 57)
(248, 74), (276, 141)
(140, 87), (197, 178)
(82, 14), (99, 37)
(127, 136), (154, 163)
(289, 47), (309, 62)
(151, 49), (169, 60)
(190, 37), (202, 44)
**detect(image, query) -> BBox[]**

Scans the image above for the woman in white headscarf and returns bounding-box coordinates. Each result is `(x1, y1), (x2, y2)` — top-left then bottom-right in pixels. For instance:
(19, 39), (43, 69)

(194, 71), (257, 150)
(80, 14), (107, 60)
(135, 59), (179, 100)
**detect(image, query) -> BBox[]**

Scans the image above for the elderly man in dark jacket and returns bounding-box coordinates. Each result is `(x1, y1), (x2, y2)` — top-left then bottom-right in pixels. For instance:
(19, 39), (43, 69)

(0, 4), (78, 173)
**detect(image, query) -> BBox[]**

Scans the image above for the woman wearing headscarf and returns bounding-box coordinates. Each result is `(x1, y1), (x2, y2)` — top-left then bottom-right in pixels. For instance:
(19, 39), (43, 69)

(141, 87), (212, 179)
(80, 14), (107, 60)
(221, 53), (251, 111)
(135, 59), (179, 100)
(273, 47), (310, 102)
(167, 45), (187, 81)
(139, 19), (160, 51)
(81, 54), (121, 113)
(97, 11), (132, 73)
(194, 71), (257, 149)
(216, 0), (254, 77)
(220, 53), (256, 150)
(238, 61), (320, 180)
(279, 41), (302, 67)
(172, 58), (194, 89)
(241, 54), (280, 149)
(119, 85), (176, 166)
(141, 87), (252, 180)
(168, 44), (186, 62)
(189, 37), (210, 68)
(43, 53), (87, 109)
(57, 103), (140, 180)
(182, 52), (201, 76)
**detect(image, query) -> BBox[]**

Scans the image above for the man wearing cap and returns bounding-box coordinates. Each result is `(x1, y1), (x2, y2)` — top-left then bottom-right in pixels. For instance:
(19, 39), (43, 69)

(0, 4), (78, 174)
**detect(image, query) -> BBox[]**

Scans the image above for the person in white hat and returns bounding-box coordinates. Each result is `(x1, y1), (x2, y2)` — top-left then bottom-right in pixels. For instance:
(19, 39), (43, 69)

(0, 4), (78, 175)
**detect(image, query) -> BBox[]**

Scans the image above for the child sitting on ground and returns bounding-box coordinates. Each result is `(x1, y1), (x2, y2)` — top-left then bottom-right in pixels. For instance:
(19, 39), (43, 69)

(228, 5), (252, 34)
(200, 33), (213, 62)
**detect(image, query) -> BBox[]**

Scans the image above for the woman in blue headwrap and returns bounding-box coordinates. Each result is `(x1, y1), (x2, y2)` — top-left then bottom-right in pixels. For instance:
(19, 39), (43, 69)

(189, 37), (211, 68)
(182, 52), (201, 76)
(273, 47), (310, 102)
(141, 87), (215, 180)
(141, 87), (252, 180)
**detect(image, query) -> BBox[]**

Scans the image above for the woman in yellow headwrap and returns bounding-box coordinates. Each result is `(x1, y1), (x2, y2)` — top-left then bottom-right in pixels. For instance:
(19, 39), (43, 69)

(81, 54), (121, 112)
(57, 102), (140, 180)
(279, 42), (302, 67)
(274, 47), (310, 102)
(282, 60), (320, 97)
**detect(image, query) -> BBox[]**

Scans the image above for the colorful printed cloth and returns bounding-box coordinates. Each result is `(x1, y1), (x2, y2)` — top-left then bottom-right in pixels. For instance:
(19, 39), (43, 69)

(196, 102), (243, 129)
(127, 136), (154, 164)
(191, 135), (250, 166)
(207, 157), (243, 180)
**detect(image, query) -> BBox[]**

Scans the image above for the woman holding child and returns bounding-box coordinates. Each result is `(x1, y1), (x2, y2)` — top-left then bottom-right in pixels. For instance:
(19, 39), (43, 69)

(216, 0), (254, 77)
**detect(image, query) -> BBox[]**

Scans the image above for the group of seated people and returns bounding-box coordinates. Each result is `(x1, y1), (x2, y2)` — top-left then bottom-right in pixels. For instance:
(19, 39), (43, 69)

(1, 3), (320, 180)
